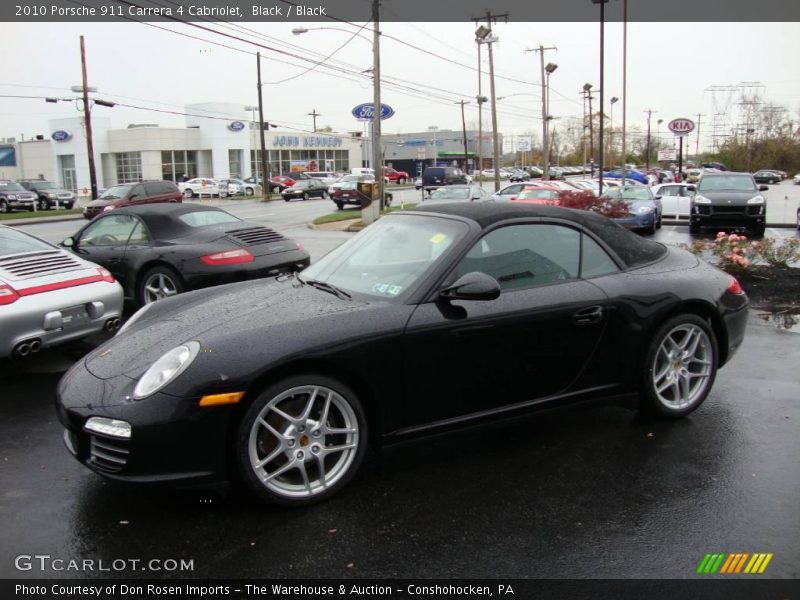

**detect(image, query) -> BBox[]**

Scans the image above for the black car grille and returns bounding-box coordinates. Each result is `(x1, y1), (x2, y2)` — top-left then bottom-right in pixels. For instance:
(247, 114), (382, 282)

(88, 435), (130, 473)
(227, 227), (286, 246)
(712, 206), (746, 214)
(0, 251), (83, 277)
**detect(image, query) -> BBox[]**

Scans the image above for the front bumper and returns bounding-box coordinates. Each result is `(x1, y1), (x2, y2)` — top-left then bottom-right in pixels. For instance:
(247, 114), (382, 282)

(613, 212), (656, 231)
(0, 281), (123, 358)
(56, 369), (235, 486)
(721, 304), (748, 366)
(691, 205), (765, 230)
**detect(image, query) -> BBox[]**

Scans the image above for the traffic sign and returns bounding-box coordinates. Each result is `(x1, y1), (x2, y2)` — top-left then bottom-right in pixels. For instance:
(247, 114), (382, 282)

(668, 118), (695, 136)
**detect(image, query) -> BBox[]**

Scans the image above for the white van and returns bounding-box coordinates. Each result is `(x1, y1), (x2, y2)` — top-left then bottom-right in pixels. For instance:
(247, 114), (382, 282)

(350, 168), (375, 177)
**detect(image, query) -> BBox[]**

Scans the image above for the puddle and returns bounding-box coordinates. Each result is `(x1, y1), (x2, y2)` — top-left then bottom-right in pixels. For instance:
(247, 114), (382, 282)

(758, 309), (800, 333)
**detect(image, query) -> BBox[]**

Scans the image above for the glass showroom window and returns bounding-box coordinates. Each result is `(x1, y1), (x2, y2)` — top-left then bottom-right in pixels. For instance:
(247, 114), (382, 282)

(116, 152), (142, 183)
(229, 149), (242, 179)
(162, 151), (197, 181)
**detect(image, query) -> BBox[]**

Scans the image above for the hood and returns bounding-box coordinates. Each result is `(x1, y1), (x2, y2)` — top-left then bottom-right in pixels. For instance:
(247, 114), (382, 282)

(86, 198), (115, 208)
(696, 190), (760, 205)
(83, 278), (374, 380)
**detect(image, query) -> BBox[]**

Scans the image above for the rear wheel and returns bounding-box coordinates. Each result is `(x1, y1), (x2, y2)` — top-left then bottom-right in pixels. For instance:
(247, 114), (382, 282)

(640, 314), (717, 419)
(137, 265), (184, 306)
(335, 200), (344, 210)
(184, 189), (194, 199)
(245, 187), (254, 196)
(689, 222), (700, 235)
(302, 193), (309, 201)
(236, 375), (368, 506)
(38, 199), (49, 211)
(0, 200), (8, 214)
(397, 177), (406, 185)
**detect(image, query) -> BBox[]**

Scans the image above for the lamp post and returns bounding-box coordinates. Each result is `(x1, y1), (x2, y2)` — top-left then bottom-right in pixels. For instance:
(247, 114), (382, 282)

(428, 126), (439, 167)
(476, 25), (501, 192)
(544, 62), (558, 181)
(609, 96), (618, 169)
(591, 0), (609, 190)
(656, 118), (663, 163)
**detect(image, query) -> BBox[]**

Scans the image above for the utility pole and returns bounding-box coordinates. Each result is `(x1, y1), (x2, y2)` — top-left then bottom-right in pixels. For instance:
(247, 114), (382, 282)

(371, 0), (384, 216)
(694, 113), (705, 159)
(308, 108), (321, 133)
(257, 52), (269, 200)
(587, 90), (595, 169)
(79, 36), (98, 200)
(644, 109), (653, 169)
(581, 90), (588, 171)
(456, 100), (471, 171)
(621, 0), (628, 186)
(476, 41), (484, 177)
(526, 44), (557, 180)
(473, 11), (508, 192)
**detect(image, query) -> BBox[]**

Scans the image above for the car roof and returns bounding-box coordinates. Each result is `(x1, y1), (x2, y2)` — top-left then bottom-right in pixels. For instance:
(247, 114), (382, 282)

(409, 202), (666, 268)
(104, 203), (234, 237)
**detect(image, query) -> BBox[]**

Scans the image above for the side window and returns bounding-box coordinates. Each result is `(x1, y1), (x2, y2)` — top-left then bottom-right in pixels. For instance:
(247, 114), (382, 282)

(127, 219), (151, 244)
(130, 184), (146, 198)
(144, 182), (162, 196)
(581, 234), (619, 279)
(455, 224), (580, 292)
(78, 215), (138, 247)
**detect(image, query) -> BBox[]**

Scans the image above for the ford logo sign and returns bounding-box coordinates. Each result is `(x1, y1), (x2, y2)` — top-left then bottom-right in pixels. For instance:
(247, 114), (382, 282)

(51, 130), (72, 142)
(351, 103), (395, 121)
(228, 121), (246, 132)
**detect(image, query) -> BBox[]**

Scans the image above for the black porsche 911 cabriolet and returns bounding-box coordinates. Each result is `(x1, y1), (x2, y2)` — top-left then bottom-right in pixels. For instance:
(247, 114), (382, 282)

(57, 203), (748, 506)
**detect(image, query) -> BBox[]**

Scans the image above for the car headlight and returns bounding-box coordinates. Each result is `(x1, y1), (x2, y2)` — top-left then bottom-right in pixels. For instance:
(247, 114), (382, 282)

(693, 195), (711, 204)
(6, 194), (16, 200)
(47, 193), (57, 198)
(747, 195), (765, 205)
(103, 205), (115, 212)
(637, 206), (654, 214)
(133, 341), (200, 399)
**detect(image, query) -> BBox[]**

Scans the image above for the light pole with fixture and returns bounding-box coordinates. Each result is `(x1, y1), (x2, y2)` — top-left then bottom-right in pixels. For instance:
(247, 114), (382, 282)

(544, 62), (558, 181)
(609, 96), (618, 168)
(475, 24), (501, 191)
(591, 0), (609, 190)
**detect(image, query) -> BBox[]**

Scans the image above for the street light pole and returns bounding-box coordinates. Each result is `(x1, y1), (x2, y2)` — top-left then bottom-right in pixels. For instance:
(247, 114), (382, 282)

(79, 36), (98, 200)
(476, 40), (483, 177)
(544, 62), (558, 181)
(609, 96), (618, 168)
(621, 0), (627, 186)
(592, 0), (609, 191)
(456, 100), (471, 171)
(371, 0), (383, 216)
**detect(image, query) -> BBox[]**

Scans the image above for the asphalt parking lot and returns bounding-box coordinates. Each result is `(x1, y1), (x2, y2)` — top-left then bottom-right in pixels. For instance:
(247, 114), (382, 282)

(1, 185), (798, 581)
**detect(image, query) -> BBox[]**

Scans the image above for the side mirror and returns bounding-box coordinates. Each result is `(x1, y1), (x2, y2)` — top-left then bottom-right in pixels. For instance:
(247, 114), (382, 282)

(440, 272), (501, 302)
(129, 195), (138, 201)
(758, 185), (769, 191)
(61, 237), (75, 248)
(686, 185), (696, 192)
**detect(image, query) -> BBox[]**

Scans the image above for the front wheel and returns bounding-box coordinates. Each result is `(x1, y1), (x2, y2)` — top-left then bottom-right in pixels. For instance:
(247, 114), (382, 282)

(38, 199), (49, 211)
(245, 187), (254, 196)
(751, 224), (766, 238)
(236, 375), (368, 506)
(640, 314), (718, 419)
(335, 200), (344, 210)
(397, 177), (406, 185)
(302, 193), (309, 201)
(689, 222), (700, 235)
(184, 189), (194, 199)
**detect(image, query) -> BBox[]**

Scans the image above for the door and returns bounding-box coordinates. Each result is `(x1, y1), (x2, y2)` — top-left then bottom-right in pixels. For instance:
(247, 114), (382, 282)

(657, 185), (681, 219)
(401, 223), (609, 429)
(72, 214), (140, 285)
(128, 184), (149, 205)
(63, 169), (76, 194)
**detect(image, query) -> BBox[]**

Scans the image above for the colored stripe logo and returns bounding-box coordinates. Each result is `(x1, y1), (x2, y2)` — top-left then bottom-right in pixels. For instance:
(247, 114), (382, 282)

(696, 553), (773, 574)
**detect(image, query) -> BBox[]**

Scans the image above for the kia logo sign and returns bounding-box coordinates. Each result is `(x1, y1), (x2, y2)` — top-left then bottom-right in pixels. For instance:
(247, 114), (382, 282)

(228, 121), (246, 132)
(668, 118), (696, 135)
(51, 130), (72, 142)
(351, 103), (395, 121)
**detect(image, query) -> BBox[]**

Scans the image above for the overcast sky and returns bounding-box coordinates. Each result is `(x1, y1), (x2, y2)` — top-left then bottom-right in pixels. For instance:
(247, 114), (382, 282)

(2, 19), (798, 152)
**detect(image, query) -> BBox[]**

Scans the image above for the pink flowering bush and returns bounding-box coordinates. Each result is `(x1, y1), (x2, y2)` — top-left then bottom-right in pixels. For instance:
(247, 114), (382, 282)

(679, 232), (753, 272)
(750, 237), (800, 268)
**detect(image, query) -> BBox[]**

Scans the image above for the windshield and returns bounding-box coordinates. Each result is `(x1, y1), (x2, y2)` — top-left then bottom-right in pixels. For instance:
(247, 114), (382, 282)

(604, 186), (653, 201)
(100, 184), (133, 199)
(697, 175), (756, 193)
(0, 182), (26, 192)
(430, 187), (471, 200)
(28, 181), (58, 190)
(519, 189), (558, 199)
(300, 214), (468, 301)
(0, 227), (54, 256)
(178, 210), (241, 227)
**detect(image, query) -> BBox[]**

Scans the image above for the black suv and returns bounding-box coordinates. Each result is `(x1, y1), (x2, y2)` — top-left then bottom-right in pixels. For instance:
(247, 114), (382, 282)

(689, 172), (768, 237)
(18, 180), (76, 210)
(0, 181), (37, 213)
(421, 167), (468, 191)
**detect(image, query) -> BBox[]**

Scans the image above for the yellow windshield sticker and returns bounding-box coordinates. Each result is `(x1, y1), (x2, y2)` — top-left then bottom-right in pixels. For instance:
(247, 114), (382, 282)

(429, 233), (447, 244)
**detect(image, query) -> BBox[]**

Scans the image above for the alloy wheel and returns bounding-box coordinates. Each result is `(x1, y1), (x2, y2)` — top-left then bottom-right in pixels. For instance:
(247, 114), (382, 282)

(142, 272), (180, 304)
(652, 323), (713, 410)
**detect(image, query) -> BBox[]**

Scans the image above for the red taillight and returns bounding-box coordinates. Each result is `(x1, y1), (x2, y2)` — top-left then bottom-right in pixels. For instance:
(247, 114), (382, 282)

(200, 248), (255, 266)
(727, 276), (744, 295)
(0, 282), (20, 305)
(296, 243), (305, 252)
(98, 267), (115, 283)
(443, 178), (449, 185)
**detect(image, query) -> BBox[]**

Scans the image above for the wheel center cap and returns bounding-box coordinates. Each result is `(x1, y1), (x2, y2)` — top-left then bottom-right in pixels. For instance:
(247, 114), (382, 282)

(674, 361), (681, 370)
(299, 434), (310, 448)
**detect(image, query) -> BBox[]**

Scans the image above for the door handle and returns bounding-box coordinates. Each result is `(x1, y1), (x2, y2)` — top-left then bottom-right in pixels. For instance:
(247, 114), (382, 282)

(572, 306), (604, 326)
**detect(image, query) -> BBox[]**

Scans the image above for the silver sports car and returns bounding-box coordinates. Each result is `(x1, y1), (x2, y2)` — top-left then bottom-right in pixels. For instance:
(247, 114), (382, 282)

(0, 225), (124, 358)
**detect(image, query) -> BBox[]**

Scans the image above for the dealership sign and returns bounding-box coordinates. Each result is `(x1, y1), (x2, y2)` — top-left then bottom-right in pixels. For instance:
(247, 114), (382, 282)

(351, 103), (395, 121)
(51, 130), (72, 142)
(273, 135), (343, 148)
(668, 118), (695, 136)
(228, 121), (246, 132)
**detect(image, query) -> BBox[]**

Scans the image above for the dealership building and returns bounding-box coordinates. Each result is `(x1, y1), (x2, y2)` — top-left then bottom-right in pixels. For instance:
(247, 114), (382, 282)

(0, 102), (364, 193)
(381, 129), (501, 176)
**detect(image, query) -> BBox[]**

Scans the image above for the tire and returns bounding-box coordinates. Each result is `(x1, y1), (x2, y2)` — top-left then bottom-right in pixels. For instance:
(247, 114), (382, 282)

(137, 265), (184, 306)
(398, 177), (406, 185)
(184, 189), (194, 199)
(689, 222), (700, 235)
(322, 191), (329, 199)
(245, 187), (254, 196)
(385, 193), (393, 207)
(38, 199), (49, 211)
(335, 200), (344, 210)
(236, 374), (368, 507)
(0, 200), (7, 214)
(751, 224), (766, 238)
(640, 314), (718, 419)
(302, 193), (309, 201)
(656, 214), (663, 229)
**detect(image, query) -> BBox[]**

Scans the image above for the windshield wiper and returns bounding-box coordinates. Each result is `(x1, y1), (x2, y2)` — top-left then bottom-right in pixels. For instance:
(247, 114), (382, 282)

(299, 276), (352, 300)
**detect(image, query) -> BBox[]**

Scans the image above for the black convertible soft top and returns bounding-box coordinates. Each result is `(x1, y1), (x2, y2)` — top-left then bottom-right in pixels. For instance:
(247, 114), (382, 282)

(110, 203), (236, 239)
(410, 202), (667, 268)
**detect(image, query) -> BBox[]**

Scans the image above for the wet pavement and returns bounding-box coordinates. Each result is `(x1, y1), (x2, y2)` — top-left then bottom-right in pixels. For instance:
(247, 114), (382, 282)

(0, 311), (798, 580)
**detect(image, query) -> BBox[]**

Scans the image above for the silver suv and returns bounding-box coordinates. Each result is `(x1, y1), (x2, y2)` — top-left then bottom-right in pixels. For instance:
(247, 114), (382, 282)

(0, 181), (37, 213)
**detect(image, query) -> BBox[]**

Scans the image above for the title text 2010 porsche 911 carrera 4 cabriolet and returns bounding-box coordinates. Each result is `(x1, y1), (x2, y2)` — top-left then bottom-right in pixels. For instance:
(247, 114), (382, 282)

(56, 203), (748, 506)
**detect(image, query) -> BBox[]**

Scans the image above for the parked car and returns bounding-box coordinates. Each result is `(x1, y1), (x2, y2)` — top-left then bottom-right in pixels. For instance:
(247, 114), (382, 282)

(0, 181), (37, 213)
(491, 183), (529, 202)
(425, 185), (490, 203)
(330, 174), (371, 195)
(281, 179), (329, 202)
(422, 167), (469, 190)
(1, 224), (123, 358)
(684, 168), (703, 184)
(509, 185), (561, 205)
(62, 203), (309, 307)
(753, 170), (782, 185)
(271, 175), (297, 190)
(243, 176), (284, 193)
(793, 173), (800, 185)
(55, 202), (749, 506)
(18, 180), (76, 210)
(652, 183), (695, 221)
(331, 181), (362, 210)
(83, 181), (182, 220)
(701, 162), (726, 171)
(544, 180), (582, 192)
(689, 172), (768, 237)
(508, 169), (530, 183)
(178, 178), (229, 199)
(383, 167), (410, 185)
(603, 169), (650, 185)
(304, 172), (339, 186)
(601, 185), (663, 234)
